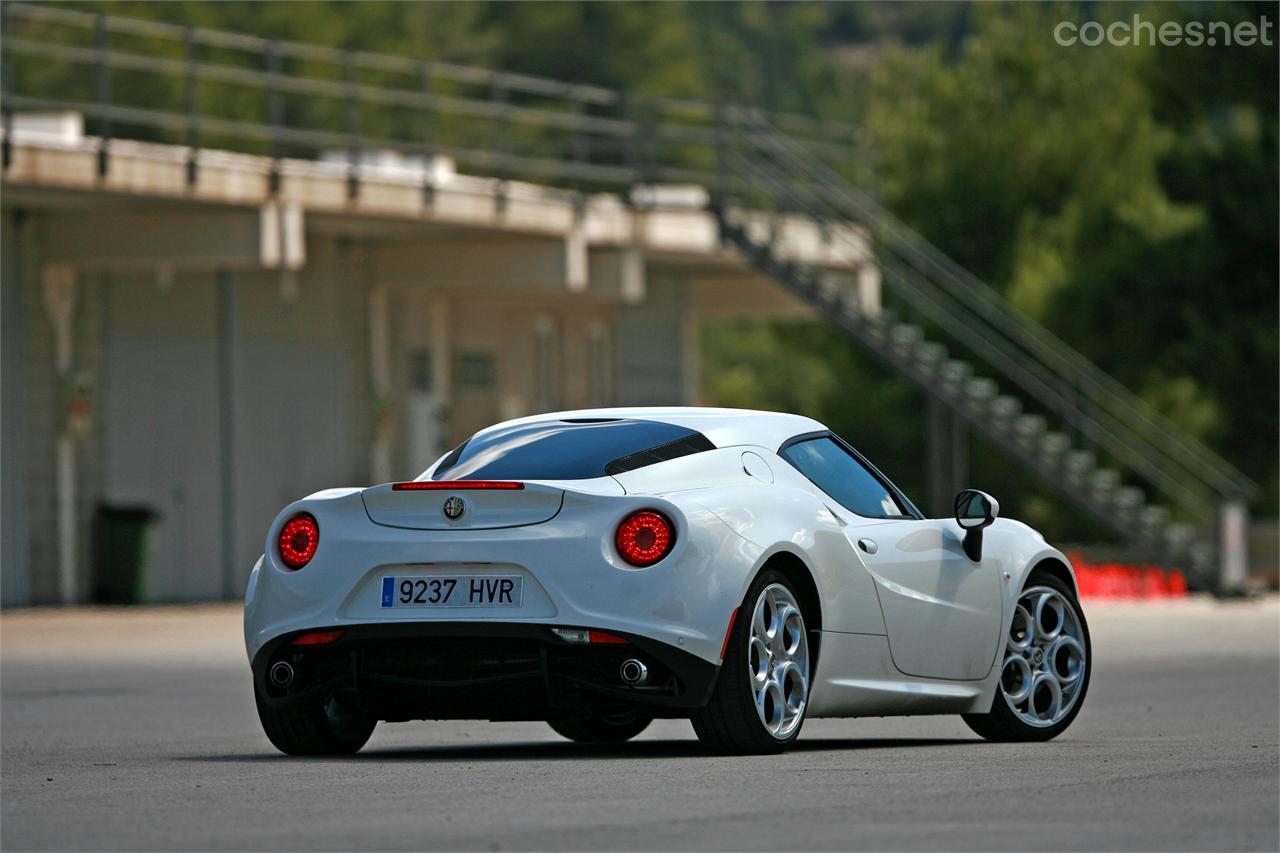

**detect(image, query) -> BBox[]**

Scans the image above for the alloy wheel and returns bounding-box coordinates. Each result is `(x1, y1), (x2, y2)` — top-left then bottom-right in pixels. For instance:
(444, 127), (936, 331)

(748, 583), (809, 739)
(999, 585), (1088, 727)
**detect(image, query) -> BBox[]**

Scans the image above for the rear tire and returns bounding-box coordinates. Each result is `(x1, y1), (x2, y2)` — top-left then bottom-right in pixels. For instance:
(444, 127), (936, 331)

(692, 569), (811, 755)
(963, 570), (1091, 742)
(547, 710), (652, 743)
(255, 684), (376, 756)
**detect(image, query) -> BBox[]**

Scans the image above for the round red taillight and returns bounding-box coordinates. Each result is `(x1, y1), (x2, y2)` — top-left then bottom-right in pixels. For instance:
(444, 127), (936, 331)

(615, 510), (674, 567)
(278, 513), (319, 569)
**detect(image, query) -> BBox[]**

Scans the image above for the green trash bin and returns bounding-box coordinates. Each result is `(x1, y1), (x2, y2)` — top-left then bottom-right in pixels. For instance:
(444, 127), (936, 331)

(92, 504), (159, 604)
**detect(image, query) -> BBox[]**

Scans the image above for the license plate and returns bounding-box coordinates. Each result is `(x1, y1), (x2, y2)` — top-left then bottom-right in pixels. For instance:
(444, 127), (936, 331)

(380, 575), (523, 608)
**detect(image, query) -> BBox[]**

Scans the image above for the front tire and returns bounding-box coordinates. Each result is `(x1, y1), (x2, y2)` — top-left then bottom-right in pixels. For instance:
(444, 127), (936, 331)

(692, 569), (812, 754)
(255, 684), (376, 756)
(963, 570), (1091, 742)
(548, 710), (652, 743)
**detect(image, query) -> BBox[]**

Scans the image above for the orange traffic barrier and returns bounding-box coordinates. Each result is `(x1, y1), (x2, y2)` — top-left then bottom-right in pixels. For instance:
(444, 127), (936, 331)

(1068, 552), (1189, 599)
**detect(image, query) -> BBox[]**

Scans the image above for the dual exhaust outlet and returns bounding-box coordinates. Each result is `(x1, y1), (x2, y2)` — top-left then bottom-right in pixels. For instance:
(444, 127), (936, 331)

(270, 656), (646, 689)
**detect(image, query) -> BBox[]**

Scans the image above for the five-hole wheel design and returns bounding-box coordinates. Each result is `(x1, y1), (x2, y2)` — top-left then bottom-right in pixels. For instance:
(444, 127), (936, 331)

(1000, 585), (1088, 727)
(692, 569), (812, 754)
(748, 582), (810, 740)
(964, 570), (1092, 742)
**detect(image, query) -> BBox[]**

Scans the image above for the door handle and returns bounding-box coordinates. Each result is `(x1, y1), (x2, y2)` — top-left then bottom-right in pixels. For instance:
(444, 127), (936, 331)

(857, 538), (878, 555)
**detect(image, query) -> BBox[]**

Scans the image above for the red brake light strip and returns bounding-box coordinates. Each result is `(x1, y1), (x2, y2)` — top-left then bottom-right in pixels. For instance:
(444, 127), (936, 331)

(392, 481), (525, 491)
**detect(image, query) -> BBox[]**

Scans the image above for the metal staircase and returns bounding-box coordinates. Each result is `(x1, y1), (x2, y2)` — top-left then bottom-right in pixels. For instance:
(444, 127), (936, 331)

(711, 110), (1257, 590)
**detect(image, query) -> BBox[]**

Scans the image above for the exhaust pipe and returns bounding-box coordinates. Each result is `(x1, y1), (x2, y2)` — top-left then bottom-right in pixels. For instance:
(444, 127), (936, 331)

(619, 658), (648, 685)
(269, 661), (295, 687)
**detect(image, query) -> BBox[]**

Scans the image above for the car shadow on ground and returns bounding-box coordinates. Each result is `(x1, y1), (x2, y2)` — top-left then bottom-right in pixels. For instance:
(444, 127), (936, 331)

(179, 736), (976, 763)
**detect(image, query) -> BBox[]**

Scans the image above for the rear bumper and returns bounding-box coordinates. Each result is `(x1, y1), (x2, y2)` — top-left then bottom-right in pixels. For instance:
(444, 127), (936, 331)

(244, 489), (765, 668)
(251, 622), (721, 721)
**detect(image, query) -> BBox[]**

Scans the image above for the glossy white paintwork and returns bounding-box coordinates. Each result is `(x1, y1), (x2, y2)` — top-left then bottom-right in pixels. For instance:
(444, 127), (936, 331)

(244, 406), (1076, 719)
(847, 517), (1003, 681)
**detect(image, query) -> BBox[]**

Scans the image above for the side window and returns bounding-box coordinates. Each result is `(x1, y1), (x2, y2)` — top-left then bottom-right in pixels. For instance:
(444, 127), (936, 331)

(780, 436), (906, 518)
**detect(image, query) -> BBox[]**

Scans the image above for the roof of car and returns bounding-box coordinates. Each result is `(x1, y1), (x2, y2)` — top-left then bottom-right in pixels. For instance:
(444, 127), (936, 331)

(478, 407), (828, 452)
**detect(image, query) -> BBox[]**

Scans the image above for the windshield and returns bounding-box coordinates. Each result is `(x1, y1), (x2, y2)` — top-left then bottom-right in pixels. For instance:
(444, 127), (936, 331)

(430, 418), (714, 481)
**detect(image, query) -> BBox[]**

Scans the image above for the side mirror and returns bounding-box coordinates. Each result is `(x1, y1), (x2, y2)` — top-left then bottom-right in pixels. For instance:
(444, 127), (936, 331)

(954, 489), (999, 561)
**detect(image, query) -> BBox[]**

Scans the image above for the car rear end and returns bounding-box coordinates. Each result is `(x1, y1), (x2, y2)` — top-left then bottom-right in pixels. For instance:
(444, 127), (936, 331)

(244, 417), (758, 726)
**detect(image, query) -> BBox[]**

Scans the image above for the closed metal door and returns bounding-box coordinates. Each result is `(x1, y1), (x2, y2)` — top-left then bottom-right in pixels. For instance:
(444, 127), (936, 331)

(102, 272), (224, 602)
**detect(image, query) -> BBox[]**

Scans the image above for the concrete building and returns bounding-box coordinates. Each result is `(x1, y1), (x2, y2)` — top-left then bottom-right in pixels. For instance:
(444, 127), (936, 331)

(0, 116), (875, 605)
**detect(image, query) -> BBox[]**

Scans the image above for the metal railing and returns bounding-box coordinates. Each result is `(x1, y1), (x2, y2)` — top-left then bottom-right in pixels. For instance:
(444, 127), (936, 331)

(0, 3), (869, 198)
(712, 110), (1257, 527)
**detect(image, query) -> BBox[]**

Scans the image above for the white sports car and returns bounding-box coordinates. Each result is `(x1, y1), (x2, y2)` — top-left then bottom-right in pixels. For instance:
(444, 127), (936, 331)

(245, 407), (1090, 755)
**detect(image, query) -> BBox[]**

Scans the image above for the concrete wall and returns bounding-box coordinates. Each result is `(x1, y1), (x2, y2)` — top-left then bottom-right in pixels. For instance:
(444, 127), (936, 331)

(1, 215), (375, 604)
(229, 243), (368, 596)
(615, 274), (689, 406)
(95, 243), (368, 602)
(1, 217), (699, 604)
(1, 124), (846, 605)
(100, 268), (226, 601)
(384, 290), (617, 478)
(1, 128), (861, 602)
(2, 211), (31, 606)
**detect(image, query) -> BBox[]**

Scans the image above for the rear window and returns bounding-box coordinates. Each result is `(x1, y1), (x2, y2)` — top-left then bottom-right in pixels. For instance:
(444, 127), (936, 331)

(431, 419), (714, 481)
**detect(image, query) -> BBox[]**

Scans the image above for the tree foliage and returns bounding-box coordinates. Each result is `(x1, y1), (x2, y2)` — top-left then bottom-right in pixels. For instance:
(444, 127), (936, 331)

(865, 2), (1277, 513)
(706, 1), (1276, 536)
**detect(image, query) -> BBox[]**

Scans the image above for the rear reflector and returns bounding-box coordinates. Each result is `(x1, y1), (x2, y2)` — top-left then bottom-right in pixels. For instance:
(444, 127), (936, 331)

(291, 629), (344, 647)
(719, 608), (739, 660)
(551, 627), (630, 645)
(551, 628), (590, 644)
(392, 481), (524, 491)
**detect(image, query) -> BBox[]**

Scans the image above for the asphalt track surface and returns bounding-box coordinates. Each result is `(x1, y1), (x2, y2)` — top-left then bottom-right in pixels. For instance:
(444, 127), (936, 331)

(2, 597), (1277, 851)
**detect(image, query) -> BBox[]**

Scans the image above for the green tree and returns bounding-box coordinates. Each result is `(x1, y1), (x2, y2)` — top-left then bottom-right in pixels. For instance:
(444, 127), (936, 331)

(865, 2), (1278, 512)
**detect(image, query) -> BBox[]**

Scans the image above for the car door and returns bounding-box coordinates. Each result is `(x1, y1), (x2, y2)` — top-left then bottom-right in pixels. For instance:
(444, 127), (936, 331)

(778, 433), (1003, 681)
(848, 517), (1003, 680)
